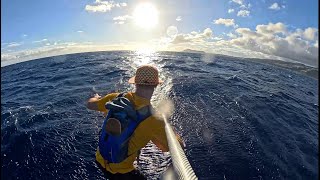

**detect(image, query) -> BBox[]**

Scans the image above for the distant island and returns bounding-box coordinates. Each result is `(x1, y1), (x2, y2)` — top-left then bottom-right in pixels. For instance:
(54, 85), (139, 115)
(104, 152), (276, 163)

(182, 49), (206, 54)
(209, 53), (318, 79)
(244, 57), (318, 79)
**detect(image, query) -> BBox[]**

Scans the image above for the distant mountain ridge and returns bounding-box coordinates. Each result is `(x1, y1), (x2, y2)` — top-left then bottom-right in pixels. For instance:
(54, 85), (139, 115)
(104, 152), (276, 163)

(182, 49), (205, 54)
(178, 50), (318, 79)
(211, 53), (318, 79)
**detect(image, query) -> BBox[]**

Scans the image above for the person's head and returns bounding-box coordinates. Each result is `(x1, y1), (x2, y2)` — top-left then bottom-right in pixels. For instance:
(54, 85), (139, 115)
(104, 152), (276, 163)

(128, 65), (163, 99)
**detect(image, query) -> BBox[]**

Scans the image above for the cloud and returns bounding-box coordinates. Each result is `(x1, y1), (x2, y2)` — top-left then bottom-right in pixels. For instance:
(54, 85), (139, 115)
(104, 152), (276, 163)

(85, 4), (111, 12)
(237, 10), (250, 17)
(171, 35), (191, 44)
(85, 0), (127, 13)
(113, 15), (131, 21)
(240, 3), (251, 9)
(22, 34), (28, 37)
(230, 23), (318, 66)
(113, 15), (132, 24)
(171, 28), (213, 44)
(256, 22), (287, 35)
(77, 30), (84, 33)
(269, 3), (281, 10)
(1, 54), (18, 61)
(303, 27), (318, 41)
(7, 42), (22, 48)
(231, 0), (251, 9)
(1, 41), (136, 67)
(214, 18), (237, 27)
(228, 9), (234, 13)
(33, 39), (48, 43)
(232, 0), (243, 5)
(164, 24), (318, 67)
(176, 16), (182, 21)
(213, 37), (223, 40)
(226, 32), (237, 38)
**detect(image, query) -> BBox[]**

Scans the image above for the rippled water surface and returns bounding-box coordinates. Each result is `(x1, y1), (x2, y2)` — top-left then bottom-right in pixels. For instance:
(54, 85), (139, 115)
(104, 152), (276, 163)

(1, 51), (318, 180)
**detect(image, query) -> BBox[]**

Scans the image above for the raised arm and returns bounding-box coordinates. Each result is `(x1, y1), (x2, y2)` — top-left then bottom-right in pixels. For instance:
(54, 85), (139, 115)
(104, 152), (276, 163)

(87, 92), (119, 113)
(87, 93), (102, 111)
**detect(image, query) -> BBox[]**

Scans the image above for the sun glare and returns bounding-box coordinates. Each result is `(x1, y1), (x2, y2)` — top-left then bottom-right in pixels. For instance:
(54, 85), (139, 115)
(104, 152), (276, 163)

(133, 3), (158, 29)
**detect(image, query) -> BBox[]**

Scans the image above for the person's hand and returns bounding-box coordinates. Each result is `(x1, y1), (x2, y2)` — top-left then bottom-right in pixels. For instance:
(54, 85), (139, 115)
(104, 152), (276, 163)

(87, 93), (102, 110)
(93, 93), (101, 99)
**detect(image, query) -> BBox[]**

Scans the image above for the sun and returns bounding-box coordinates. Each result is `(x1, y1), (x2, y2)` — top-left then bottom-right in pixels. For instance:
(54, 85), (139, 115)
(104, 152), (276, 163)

(132, 3), (158, 29)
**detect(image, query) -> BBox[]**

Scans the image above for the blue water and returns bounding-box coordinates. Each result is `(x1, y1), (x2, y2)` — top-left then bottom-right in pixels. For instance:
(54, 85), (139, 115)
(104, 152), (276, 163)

(1, 51), (318, 180)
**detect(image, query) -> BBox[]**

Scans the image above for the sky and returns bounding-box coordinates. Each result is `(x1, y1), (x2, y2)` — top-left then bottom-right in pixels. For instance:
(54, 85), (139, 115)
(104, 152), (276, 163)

(1, 0), (319, 67)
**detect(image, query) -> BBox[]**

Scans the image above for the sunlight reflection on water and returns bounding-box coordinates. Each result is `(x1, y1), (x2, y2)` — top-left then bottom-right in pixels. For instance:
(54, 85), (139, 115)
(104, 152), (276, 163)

(128, 50), (175, 179)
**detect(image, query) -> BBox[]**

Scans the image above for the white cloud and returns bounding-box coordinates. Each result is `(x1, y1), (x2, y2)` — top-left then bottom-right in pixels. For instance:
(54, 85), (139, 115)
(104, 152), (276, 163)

(1, 54), (17, 60)
(239, 2), (251, 9)
(269, 3), (280, 10)
(176, 16), (182, 21)
(33, 39), (48, 43)
(256, 22), (287, 35)
(1, 41), (137, 67)
(232, 0), (243, 5)
(113, 15), (132, 24)
(214, 18), (237, 27)
(164, 24), (318, 67)
(77, 30), (84, 33)
(85, 4), (112, 12)
(113, 15), (132, 21)
(228, 9), (234, 13)
(7, 42), (22, 48)
(85, 0), (127, 13)
(22, 34), (28, 37)
(235, 28), (260, 37)
(171, 28), (213, 44)
(227, 32), (237, 38)
(240, 3), (251, 9)
(213, 37), (223, 40)
(303, 27), (318, 41)
(230, 24), (318, 66)
(231, 0), (251, 9)
(237, 10), (250, 17)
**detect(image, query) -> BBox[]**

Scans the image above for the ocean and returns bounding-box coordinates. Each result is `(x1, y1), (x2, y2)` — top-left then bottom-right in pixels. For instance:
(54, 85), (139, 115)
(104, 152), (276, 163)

(1, 51), (318, 180)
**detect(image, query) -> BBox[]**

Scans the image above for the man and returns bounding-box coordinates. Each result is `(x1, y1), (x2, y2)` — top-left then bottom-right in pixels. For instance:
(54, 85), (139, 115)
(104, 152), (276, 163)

(87, 65), (183, 179)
